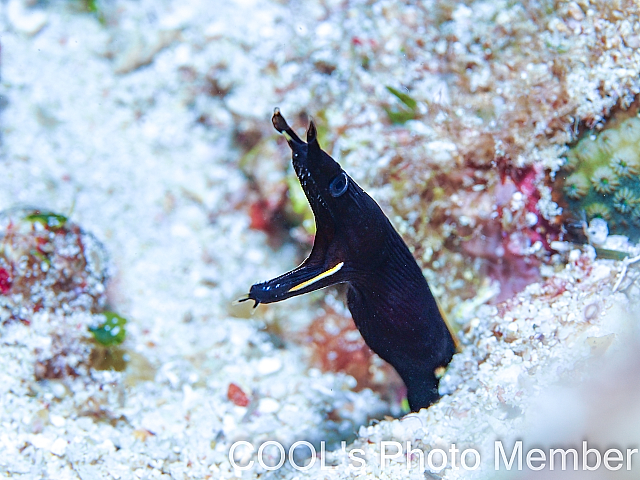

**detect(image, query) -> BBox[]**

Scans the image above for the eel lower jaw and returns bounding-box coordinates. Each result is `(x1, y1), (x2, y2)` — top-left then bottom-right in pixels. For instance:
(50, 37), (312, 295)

(243, 261), (346, 307)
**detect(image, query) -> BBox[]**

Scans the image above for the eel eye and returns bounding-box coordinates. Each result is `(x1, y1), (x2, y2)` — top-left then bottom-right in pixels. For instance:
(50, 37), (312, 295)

(329, 172), (349, 197)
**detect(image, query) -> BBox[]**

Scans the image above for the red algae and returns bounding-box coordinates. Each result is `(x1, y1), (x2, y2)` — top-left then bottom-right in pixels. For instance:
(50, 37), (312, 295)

(303, 306), (404, 402)
(227, 382), (250, 407)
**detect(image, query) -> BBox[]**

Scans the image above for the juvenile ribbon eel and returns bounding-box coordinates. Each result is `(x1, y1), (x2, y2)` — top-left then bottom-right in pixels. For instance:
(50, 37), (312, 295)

(239, 109), (456, 412)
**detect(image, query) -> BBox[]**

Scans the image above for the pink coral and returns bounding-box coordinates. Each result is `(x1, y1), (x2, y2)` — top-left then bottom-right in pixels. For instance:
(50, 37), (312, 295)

(459, 163), (557, 303)
(0, 268), (10, 295)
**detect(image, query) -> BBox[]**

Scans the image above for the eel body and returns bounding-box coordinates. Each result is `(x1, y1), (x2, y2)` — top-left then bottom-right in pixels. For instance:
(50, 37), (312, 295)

(242, 110), (456, 411)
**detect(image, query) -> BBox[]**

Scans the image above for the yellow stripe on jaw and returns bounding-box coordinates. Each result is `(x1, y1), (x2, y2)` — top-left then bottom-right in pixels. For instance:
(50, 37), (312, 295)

(288, 262), (344, 293)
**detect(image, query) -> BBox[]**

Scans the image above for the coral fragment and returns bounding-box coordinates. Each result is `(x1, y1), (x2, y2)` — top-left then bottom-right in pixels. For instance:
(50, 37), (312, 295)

(227, 383), (250, 407)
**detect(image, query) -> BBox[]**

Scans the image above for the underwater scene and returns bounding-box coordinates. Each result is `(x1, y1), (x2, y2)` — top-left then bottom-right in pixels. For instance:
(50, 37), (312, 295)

(1, 0), (640, 478)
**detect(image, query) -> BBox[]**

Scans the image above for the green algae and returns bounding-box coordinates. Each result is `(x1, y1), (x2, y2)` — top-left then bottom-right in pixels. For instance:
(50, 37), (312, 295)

(23, 211), (68, 231)
(384, 86), (419, 124)
(90, 311), (127, 346)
